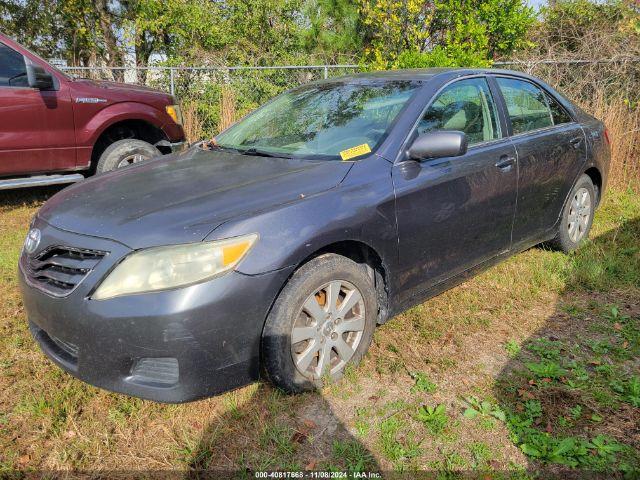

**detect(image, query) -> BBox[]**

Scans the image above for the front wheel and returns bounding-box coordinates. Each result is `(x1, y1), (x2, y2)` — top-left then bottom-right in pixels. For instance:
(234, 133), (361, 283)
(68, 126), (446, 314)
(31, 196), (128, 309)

(95, 139), (160, 174)
(546, 174), (596, 253)
(262, 254), (377, 393)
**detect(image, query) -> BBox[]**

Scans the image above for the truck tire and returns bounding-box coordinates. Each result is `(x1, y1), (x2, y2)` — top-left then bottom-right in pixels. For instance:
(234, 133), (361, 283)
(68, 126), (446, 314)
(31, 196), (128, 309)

(96, 139), (160, 174)
(262, 254), (377, 393)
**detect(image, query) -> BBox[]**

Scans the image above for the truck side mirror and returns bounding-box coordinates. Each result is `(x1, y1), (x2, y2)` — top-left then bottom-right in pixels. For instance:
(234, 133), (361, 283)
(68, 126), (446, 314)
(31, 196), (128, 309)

(26, 63), (54, 90)
(408, 131), (468, 161)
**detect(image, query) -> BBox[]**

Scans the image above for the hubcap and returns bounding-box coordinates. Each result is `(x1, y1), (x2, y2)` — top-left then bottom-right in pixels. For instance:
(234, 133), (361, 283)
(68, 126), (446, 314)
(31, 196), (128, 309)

(117, 153), (148, 169)
(290, 280), (365, 379)
(567, 187), (591, 243)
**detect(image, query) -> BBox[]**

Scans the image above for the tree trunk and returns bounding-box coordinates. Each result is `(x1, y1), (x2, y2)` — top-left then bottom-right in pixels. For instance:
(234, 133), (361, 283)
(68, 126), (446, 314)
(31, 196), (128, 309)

(93, 0), (124, 80)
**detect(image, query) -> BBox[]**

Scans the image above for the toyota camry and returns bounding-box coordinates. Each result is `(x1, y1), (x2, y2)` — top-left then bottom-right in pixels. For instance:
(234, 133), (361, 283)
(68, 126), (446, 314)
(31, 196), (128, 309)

(19, 68), (610, 402)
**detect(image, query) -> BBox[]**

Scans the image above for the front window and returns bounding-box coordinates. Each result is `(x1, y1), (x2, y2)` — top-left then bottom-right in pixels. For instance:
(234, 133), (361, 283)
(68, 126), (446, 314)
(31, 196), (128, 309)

(0, 43), (28, 87)
(417, 78), (501, 146)
(215, 80), (421, 160)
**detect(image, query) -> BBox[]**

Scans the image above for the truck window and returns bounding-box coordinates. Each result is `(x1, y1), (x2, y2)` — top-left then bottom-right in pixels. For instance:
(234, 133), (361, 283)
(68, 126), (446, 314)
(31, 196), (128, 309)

(0, 43), (29, 87)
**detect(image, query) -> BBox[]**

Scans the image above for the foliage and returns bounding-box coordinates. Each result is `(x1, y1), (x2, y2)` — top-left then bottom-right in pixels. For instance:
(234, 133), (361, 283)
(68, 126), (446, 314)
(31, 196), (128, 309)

(415, 404), (448, 434)
(299, 0), (362, 61)
(359, 0), (534, 69)
(0, 0), (110, 66)
(378, 416), (421, 467)
(358, 0), (432, 68)
(611, 375), (640, 407)
(409, 372), (437, 393)
(525, 361), (566, 380)
(505, 339), (521, 357)
(531, 0), (640, 56)
(1, 0), (534, 70)
(463, 396), (506, 421)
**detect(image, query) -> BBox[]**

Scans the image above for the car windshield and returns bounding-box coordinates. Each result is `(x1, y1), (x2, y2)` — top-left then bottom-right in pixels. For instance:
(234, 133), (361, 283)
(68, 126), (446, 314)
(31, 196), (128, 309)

(215, 80), (421, 160)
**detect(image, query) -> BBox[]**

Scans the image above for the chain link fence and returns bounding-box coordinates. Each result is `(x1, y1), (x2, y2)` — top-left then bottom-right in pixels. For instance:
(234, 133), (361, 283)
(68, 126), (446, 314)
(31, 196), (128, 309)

(59, 59), (640, 99)
(493, 58), (640, 103)
(59, 60), (639, 186)
(59, 65), (360, 96)
(60, 64), (360, 137)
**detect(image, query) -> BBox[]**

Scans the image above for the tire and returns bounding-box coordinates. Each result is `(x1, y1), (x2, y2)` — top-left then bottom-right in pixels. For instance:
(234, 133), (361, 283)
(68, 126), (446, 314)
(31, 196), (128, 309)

(545, 174), (596, 253)
(95, 139), (160, 174)
(262, 254), (377, 393)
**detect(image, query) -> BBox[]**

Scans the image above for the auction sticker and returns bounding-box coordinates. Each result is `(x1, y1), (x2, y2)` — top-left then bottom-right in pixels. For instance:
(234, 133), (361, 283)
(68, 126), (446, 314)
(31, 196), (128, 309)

(340, 143), (371, 161)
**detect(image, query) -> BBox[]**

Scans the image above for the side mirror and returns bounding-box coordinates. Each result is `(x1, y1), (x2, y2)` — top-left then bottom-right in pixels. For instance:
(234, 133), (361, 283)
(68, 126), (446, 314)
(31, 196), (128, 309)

(407, 131), (468, 161)
(26, 63), (54, 90)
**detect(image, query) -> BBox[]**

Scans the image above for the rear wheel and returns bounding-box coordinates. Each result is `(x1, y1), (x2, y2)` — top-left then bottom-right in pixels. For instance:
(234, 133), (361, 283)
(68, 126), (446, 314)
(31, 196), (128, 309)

(262, 254), (377, 393)
(95, 139), (160, 174)
(546, 174), (595, 253)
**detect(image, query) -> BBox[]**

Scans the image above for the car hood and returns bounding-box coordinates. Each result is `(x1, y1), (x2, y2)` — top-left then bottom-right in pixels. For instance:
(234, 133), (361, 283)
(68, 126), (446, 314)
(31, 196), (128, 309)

(38, 148), (352, 249)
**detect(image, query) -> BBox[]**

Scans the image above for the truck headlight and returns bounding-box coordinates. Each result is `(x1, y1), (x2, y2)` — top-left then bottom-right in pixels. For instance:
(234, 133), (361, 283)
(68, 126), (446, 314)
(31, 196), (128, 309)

(165, 104), (183, 125)
(92, 234), (257, 300)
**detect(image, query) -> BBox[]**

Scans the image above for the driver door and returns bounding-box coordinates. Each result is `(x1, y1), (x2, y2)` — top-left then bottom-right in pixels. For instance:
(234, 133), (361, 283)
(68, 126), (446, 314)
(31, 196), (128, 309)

(0, 41), (51, 175)
(392, 76), (518, 306)
(0, 41), (75, 176)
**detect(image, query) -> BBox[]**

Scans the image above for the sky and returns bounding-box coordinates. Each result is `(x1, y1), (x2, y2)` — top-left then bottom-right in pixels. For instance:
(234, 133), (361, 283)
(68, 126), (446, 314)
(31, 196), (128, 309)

(528, 0), (547, 9)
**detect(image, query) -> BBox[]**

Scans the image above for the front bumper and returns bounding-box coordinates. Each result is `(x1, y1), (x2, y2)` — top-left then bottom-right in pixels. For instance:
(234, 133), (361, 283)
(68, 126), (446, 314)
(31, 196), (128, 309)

(19, 219), (292, 403)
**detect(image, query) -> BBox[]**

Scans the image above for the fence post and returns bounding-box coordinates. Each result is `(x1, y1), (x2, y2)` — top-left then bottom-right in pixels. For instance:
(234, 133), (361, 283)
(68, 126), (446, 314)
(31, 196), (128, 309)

(324, 65), (328, 79)
(169, 68), (175, 96)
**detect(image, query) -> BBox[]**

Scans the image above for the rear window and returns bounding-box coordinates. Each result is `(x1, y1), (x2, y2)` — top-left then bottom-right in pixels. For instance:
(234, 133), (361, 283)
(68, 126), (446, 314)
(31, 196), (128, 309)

(496, 77), (553, 135)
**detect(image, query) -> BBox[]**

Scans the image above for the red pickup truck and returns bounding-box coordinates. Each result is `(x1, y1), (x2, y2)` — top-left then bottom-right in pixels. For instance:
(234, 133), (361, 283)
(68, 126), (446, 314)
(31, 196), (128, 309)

(0, 33), (186, 190)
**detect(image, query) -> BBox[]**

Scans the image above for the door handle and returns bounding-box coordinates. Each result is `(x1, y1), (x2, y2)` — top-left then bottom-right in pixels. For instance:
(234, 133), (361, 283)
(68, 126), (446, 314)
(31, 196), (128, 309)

(569, 137), (583, 149)
(495, 156), (515, 172)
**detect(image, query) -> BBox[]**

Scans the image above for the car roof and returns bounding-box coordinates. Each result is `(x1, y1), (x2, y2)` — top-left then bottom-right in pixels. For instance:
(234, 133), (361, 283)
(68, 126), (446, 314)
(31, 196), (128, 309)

(325, 67), (538, 83)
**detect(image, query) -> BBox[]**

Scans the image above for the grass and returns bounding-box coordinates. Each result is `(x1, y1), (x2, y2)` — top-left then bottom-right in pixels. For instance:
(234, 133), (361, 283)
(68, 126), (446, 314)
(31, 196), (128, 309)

(0, 184), (638, 474)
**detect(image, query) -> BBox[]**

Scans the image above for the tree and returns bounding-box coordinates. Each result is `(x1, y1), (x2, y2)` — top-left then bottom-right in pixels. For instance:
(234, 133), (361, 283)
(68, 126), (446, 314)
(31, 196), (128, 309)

(299, 0), (362, 61)
(527, 0), (639, 58)
(359, 0), (535, 68)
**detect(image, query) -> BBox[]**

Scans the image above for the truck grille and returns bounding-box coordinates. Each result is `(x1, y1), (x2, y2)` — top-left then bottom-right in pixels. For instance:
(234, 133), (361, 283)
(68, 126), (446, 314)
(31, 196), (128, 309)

(25, 246), (107, 296)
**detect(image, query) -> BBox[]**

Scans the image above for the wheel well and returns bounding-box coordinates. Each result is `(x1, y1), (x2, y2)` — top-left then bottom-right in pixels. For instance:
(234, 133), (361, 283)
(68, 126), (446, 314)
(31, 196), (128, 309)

(584, 167), (602, 205)
(305, 240), (390, 324)
(90, 120), (168, 173)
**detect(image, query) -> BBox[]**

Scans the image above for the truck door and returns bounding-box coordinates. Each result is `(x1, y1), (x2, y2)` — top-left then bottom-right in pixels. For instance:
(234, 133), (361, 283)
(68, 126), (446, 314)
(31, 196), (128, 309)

(0, 41), (76, 177)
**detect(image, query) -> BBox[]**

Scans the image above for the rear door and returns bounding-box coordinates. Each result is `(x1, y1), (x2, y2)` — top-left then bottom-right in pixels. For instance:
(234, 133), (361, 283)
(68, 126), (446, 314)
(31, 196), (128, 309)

(0, 41), (76, 177)
(493, 76), (587, 244)
(392, 76), (518, 305)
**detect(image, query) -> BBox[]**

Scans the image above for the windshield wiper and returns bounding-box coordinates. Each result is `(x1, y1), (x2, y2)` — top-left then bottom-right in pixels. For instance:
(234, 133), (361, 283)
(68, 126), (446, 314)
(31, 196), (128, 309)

(239, 147), (293, 159)
(207, 143), (243, 154)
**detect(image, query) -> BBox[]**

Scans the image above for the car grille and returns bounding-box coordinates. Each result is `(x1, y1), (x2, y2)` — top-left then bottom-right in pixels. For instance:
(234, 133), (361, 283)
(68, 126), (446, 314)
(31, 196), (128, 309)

(25, 246), (107, 296)
(50, 334), (80, 358)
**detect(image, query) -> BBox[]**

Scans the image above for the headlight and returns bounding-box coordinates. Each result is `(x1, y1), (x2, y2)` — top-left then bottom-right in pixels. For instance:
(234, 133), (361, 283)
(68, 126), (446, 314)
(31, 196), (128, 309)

(165, 104), (183, 125)
(92, 234), (257, 300)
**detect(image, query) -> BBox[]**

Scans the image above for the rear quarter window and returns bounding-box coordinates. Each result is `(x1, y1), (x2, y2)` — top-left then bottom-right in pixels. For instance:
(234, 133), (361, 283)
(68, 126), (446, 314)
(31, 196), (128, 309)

(546, 93), (573, 125)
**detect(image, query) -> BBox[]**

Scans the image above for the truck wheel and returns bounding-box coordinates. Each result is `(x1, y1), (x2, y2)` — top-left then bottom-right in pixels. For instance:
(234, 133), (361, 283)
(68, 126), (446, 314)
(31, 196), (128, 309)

(262, 254), (377, 393)
(96, 139), (160, 174)
(545, 174), (596, 253)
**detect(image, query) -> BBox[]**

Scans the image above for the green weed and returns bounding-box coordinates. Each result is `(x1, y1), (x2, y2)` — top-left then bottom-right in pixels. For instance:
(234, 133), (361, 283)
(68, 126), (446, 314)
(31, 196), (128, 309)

(410, 371), (437, 394)
(415, 404), (448, 435)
